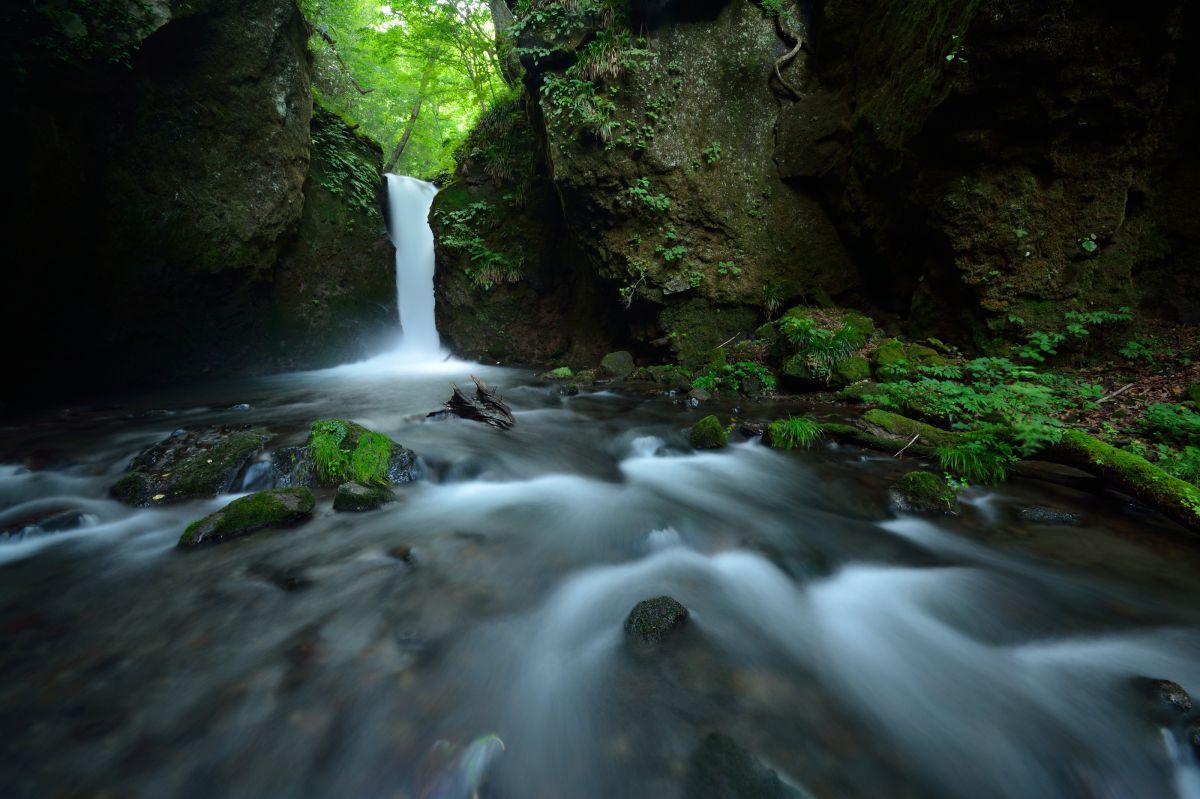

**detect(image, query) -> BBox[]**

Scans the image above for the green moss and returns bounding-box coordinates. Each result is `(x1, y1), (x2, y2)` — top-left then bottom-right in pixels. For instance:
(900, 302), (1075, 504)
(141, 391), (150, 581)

(1188, 383), (1200, 405)
(689, 415), (728, 449)
(893, 470), (956, 513)
(110, 471), (150, 505)
(861, 409), (966, 449)
(180, 488), (315, 546)
(542, 366), (574, 379)
(835, 355), (872, 384)
(764, 417), (824, 450)
(309, 420), (398, 486)
(169, 432), (271, 498)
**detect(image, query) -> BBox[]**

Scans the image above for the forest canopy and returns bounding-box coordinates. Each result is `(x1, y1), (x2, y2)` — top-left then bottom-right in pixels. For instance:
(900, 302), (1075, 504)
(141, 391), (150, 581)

(301, 0), (510, 178)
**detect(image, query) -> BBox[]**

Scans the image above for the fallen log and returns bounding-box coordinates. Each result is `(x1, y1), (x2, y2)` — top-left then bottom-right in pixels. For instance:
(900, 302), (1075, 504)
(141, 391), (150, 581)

(441, 376), (516, 430)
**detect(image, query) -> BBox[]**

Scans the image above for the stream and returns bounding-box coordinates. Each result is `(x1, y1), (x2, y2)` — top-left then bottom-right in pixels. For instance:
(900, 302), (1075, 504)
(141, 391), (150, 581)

(1, 177), (1199, 799)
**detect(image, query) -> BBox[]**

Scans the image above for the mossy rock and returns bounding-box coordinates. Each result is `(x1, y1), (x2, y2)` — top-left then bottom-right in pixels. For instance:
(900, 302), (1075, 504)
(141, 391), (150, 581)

(624, 596), (688, 644)
(179, 488), (315, 547)
(632, 364), (694, 391)
(689, 415), (728, 449)
(307, 420), (418, 488)
(870, 338), (950, 381)
(891, 471), (956, 514)
(834, 355), (872, 384)
(541, 366), (574, 380)
(599, 350), (635, 379)
(333, 481), (395, 512)
(109, 426), (272, 507)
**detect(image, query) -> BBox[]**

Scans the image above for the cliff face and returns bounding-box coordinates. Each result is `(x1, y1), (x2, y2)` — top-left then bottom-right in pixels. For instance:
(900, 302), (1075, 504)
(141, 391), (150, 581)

(4, 0), (395, 404)
(433, 0), (1199, 366)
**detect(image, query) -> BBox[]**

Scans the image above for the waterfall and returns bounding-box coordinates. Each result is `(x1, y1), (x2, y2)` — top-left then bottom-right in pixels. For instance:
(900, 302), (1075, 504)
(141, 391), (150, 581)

(385, 174), (441, 356)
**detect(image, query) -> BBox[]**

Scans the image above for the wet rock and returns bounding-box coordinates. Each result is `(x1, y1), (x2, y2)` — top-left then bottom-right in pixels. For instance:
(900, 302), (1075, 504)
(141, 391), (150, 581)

(689, 415), (728, 449)
(541, 366), (573, 380)
(388, 545), (414, 562)
(739, 422), (766, 438)
(179, 488), (315, 548)
(272, 446), (315, 488)
(1018, 506), (1080, 525)
(689, 387), (712, 403)
(890, 471), (956, 514)
(109, 426), (272, 506)
(1133, 677), (1194, 723)
(600, 350), (635, 380)
(333, 481), (394, 512)
(2, 510), (99, 541)
(684, 732), (804, 799)
(1188, 725), (1200, 756)
(558, 382), (579, 397)
(247, 563), (312, 592)
(624, 596), (688, 643)
(307, 420), (420, 485)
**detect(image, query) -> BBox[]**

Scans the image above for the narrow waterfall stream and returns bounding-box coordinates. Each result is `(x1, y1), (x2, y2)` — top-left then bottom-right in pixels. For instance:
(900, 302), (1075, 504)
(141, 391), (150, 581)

(1, 192), (1199, 799)
(385, 174), (441, 357)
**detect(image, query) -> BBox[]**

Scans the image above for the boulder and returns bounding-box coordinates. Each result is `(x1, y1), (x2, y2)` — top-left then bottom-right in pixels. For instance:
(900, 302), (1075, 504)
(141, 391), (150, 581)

(689, 415), (728, 449)
(1018, 506), (1080, 525)
(306, 420), (419, 486)
(110, 426), (271, 506)
(1, 510), (99, 541)
(890, 471), (956, 514)
(624, 596), (688, 644)
(684, 732), (804, 799)
(179, 488), (315, 548)
(600, 350), (636, 380)
(834, 355), (872, 385)
(333, 481), (395, 512)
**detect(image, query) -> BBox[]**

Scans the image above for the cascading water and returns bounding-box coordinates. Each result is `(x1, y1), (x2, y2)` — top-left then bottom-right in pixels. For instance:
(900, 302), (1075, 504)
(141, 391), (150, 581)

(385, 174), (441, 357)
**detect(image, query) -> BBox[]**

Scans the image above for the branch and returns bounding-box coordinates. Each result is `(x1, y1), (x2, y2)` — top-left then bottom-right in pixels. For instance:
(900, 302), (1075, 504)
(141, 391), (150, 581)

(314, 27), (375, 96)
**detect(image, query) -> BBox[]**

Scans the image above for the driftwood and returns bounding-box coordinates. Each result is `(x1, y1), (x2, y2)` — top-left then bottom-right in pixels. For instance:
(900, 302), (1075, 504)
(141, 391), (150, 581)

(442, 376), (516, 430)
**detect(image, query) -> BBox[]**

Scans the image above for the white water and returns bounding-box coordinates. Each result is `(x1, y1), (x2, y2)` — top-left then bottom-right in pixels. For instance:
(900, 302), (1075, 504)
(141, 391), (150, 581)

(385, 174), (441, 358)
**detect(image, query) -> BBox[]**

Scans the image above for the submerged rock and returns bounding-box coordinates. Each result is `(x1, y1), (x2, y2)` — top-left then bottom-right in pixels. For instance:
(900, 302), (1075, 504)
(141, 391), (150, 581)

(110, 426), (272, 506)
(890, 471), (956, 514)
(684, 732), (804, 799)
(333, 481), (394, 512)
(689, 415), (728, 449)
(179, 488), (315, 548)
(1, 510), (99, 541)
(599, 351), (635, 380)
(1018, 506), (1080, 525)
(624, 596), (688, 644)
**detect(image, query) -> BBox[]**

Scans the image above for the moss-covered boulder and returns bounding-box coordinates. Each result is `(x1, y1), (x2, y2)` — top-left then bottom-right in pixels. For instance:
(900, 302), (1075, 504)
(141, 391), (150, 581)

(306, 420), (418, 488)
(179, 488), (315, 548)
(761, 306), (877, 387)
(689, 415), (728, 449)
(110, 426), (272, 507)
(632, 364), (694, 391)
(333, 481), (395, 512)
(599, 350), (636, 379)
(835, 355), (872, 384)
(890, 471), (957, 514)
(869, 338), (950, 381)
(624, 596), (689, 644)
(541, 366), (574, 380)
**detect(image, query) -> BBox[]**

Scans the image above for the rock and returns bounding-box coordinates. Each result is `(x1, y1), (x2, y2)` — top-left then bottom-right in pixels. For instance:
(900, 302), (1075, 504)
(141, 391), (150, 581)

(179, 488), (315, 548)
(1018, 506), (1080, 525)
(890, 471), (956, 514)
(388, 545), (414, 562)
(307, 420), (419, 486)
(558, 382), (579, 396)
(869, 338), (949, 382)
(272, 446), (315, 488)
(600, 350), (635, 380)
(689, 388), (712, 403)
(835, 355), (872, 384)
(739, 422), (766, 438)
(1151, 679), (1193, 714)
(624, 596), (688, 644)
(247, 563), (312, 592)
(110, 426), (272, 506)
(1132, 677), (1194, 726)
(684, 732), (804, 799)
(541, 366), (574, 380)
(1188, 725), (1200, 757)
(689, 415), (728, 449)
(333, 481), (394, 512)
(1, 510), (99, 541)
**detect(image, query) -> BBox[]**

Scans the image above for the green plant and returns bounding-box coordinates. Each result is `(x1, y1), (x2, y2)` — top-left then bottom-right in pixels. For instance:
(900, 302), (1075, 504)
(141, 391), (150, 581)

(1080, 233), (1099, 253)
(702, 141), (722, 165)
(717, 261), (741, 277)
(629, 178), (671, 211)
(311, 420), (351, 483)
(691, 361), (777, 395)
(780, 316), (864, 382)
(765, 417), (824, 450)
(1141, 404), (1200, 447)
(656, 243), (687, 262)
(436, 201), (523, 290)
(311, 115), (381, 219)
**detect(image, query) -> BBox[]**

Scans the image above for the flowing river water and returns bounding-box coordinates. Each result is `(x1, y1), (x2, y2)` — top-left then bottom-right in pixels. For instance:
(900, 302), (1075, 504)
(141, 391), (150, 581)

(1, 180), (1199, 799)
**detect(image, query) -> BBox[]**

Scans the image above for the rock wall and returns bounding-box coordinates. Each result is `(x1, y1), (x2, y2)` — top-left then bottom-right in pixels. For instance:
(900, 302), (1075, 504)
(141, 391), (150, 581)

(3, 0), (395, 407)
(434, 0), (1199, 367)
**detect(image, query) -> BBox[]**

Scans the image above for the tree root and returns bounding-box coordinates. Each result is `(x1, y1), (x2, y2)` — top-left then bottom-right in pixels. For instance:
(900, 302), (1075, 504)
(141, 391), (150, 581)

(771, 15), (804, 101)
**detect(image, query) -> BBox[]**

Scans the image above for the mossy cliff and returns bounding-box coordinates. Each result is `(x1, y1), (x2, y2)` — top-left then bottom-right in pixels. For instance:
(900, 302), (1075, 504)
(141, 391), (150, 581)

(437, 0), (1199, 368)
(3, 0), (395, 407)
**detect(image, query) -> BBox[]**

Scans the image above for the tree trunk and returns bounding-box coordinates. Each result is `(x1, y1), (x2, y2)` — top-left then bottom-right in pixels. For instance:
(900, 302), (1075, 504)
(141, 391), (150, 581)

(384, 95), (423, 174)
(488, 0), (522, 86)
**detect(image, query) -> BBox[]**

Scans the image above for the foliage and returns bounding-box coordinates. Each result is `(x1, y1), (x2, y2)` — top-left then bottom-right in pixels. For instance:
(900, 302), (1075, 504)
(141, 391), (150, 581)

(541, 73), (617, 140)
(702, 141), (722, 165)
(435, 200), (524, 290)
(1014, 307), (1131, 363)
(300, 0), (508, 177)
(780, 316), (865, 382)
(311, 112), (381, 219)
(10, 0), (160, 70)
(629, 178), (670, 211)
(311, 421), (395, 486)
(1140, 404), (1200, 447)
(692, 362), (777, 395)
(765, 417), (824, 450)
(311, 420), (352, 483)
